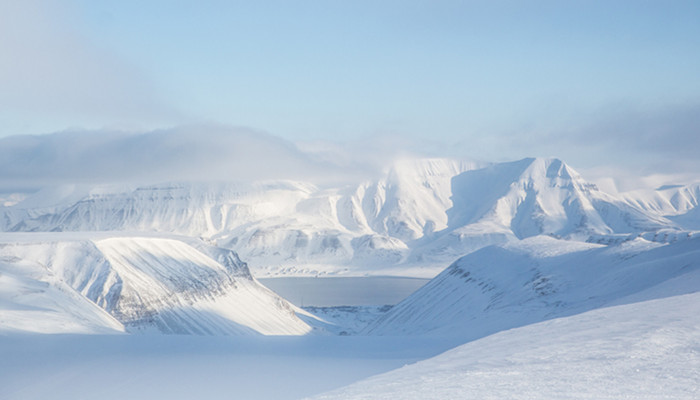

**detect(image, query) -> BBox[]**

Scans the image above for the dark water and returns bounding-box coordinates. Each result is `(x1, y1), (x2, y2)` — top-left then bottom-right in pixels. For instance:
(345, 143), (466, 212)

(258, 276), (430, 307)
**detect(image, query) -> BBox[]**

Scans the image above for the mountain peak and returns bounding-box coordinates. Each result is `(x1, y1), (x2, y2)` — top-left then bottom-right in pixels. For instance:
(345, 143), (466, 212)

(516, 157), (579, 182)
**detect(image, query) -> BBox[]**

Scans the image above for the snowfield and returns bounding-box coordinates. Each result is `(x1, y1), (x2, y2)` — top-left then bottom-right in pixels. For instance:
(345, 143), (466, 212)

(310, 291), (700, 400)
(0, 335), (457, 400)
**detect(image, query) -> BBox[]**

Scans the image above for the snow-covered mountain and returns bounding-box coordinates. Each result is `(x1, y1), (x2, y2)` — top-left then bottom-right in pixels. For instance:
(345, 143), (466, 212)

(1, 157), (690, 277)
(0, 233), (312, 335)
(0, 158), (479, 275)
(406, 157), (677, 263)
(366, 234), (700, 337)
(622, 182), (700, 231)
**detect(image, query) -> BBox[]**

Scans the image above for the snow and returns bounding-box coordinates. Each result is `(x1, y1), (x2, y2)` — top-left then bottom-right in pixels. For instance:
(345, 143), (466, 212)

(300, 306), (392, 335)
(367, 235), (700, 337)
(0, 335), (457, 400)
(1, 155), (699, 399)
(0, 233), (312, 335)
(0, 255), (125, 334)
(3, 157), (686, 277)
(310, 291), (700, 400)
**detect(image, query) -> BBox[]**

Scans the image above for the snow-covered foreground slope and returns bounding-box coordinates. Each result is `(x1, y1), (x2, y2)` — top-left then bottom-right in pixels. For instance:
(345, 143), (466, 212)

(0, 233), (311, 335)
(2, 157), (691, 277)
(311, 290), (700, 400)
(367, 234), (700, 337)
(0, 335), (456, 400)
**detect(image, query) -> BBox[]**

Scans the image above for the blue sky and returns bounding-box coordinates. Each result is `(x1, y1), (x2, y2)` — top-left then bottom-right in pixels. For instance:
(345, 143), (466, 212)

(1, 1), (699, 180)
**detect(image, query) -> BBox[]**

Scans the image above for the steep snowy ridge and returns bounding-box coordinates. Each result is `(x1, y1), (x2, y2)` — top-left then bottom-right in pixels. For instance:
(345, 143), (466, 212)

(366, 234), (700, 337)
(622, 182), (700, 231)
(446, 157), (669, 237)
(2, 181), (313, 235)
(408, 158), (676, 264)
(0, 157), (692, 276)
(623, 182), (700, 215)
(360, 158), (482, 241)
(0, 234), (312, 335)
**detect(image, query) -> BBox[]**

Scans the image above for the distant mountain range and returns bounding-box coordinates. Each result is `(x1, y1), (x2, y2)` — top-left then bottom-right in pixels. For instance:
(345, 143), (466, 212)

(2, 150), (699, 338)
(2, 157), (698, 277)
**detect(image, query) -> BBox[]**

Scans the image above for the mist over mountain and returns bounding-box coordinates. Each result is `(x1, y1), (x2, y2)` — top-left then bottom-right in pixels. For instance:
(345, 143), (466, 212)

(2, 147), (698, 278)
(0, 125), (375, 191)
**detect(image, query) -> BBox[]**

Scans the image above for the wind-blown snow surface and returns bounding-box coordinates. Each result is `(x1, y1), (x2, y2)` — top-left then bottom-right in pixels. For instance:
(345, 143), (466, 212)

(0, 233), (311, 335)
(1, 157), (693, 277)
(366, 234), (700, 337)
(311, 291), (700, 400)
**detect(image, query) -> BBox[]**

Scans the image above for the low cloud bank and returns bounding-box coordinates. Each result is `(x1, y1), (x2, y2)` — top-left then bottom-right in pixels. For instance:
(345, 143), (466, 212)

(0, 125), (373, 191)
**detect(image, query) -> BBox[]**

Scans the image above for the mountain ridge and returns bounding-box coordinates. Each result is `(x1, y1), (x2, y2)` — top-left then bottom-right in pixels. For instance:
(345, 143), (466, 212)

(0, 233), (313, 335)
(1, 157), (694, 277)
(366, 234), (700, 337)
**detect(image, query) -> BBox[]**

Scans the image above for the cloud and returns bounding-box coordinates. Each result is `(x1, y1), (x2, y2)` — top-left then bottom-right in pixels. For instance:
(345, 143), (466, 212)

(0, 1), (180, 134)
(485, 100), (700, 191)
(1, 121), (697, 196)
(0, 125), (371, 191)
(556, 101), (700, 185)
(447, 100), (700, 179)
(572, 102), (700, 156)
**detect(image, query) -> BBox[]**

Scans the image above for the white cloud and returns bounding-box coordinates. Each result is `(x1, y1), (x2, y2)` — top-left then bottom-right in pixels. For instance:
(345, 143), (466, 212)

(0, 125), (368, 191)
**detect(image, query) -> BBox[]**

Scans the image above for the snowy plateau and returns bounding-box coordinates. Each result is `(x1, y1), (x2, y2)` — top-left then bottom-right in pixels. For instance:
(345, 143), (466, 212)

(1, 156), (699, 399)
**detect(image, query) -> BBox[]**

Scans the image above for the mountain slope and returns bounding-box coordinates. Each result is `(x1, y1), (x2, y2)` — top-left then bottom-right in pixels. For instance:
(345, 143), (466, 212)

(313, 289), (700, 400)
(0, 233), (312, 335)
(366, 234), (700, 337)
(0, 249), (125, 335)
(0, 159), (479, 275)
(410, 158), (676, 263)
(622, 182), (700, 230)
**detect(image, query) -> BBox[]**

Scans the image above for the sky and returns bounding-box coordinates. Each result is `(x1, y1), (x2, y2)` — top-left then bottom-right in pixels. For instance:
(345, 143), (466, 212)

(1, 0), (699, 189)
